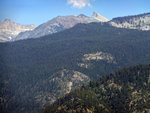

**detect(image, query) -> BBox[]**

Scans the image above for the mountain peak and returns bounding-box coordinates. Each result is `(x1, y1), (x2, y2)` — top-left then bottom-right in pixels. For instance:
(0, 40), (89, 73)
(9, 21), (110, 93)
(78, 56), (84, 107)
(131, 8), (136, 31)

(92, 12), (109, 22)
(4, 19), (12, 23)
(78, 14), (88, 18)
(92, 12), (101, 18)
(0, 18), (36, 42)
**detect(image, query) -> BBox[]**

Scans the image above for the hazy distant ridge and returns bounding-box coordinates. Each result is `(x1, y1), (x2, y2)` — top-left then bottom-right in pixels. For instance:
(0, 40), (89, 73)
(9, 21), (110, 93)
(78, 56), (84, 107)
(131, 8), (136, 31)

(14, 12), (108, 41)
(0, 19), (36, 42)
(110, 13), (150, 30)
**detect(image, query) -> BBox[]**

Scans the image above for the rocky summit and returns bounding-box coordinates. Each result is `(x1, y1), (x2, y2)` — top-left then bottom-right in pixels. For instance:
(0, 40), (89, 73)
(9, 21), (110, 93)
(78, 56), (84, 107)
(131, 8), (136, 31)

(14, 12), (107, 41)
(0, 19), (36, 42)
(92, 12), (109, 22)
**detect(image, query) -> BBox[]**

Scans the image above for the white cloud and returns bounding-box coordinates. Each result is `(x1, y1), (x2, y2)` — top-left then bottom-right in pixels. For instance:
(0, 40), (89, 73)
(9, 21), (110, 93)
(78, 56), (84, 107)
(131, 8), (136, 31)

(67, 0), (95, 9)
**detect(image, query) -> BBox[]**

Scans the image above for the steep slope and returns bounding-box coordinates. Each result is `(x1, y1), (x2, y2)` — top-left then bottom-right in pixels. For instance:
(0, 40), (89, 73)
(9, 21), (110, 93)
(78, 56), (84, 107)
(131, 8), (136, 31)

(0, 19), (36, 42)
(14, 12), (108, 41)
(110, 13), (150, 30)
(0, 69), (90, 113)
(1, 23), (150, 113)
(41, 64), (150, 113)
(92, 12), (109, 22)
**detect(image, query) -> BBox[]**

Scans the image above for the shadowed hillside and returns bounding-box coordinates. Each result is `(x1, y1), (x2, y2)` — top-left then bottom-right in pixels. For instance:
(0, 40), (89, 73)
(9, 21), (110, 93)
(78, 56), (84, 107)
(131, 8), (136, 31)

(41, 64), (150, 113)
(1, 22), (150, 113)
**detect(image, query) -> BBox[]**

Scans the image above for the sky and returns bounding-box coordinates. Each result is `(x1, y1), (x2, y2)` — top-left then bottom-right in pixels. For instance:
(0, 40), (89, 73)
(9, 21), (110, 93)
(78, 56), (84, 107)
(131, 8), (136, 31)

(0, 0), (150, 25)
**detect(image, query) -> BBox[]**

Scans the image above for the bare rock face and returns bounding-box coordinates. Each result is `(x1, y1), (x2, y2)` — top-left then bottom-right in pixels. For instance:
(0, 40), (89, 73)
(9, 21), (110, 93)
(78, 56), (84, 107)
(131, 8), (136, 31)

(78, 51), (116, 69)
(14, 12), (108, 41)
(0, 19), (36, 42)
(92, 12), (109, 22)
(110, 13), (150, 30)
(32, 69), (90, 108)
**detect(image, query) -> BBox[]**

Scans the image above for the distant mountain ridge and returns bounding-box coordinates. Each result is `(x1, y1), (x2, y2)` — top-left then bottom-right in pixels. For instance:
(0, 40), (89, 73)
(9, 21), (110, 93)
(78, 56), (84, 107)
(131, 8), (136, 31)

(110, 13), (150, 30)
(14, 12), (109, 41)
(1, 12), (150, 42)
(12, 12), (150, 42)
(0, 19), (36, 42)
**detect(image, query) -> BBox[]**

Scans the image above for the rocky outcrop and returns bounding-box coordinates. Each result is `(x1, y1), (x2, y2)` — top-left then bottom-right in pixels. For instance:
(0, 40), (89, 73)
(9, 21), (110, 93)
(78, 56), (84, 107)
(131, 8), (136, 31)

(35, 69), (90, 107)
(110, 13), (150, 30)
(0, 19), (36, 42)
(92, 12), (109, 22)
(78, 51), (116, 68)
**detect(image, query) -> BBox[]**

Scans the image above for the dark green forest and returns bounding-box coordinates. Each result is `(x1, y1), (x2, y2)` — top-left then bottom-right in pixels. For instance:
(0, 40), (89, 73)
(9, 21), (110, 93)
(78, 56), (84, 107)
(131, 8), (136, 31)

(1, 22), (150, 113)
(41, 64), (150, 113)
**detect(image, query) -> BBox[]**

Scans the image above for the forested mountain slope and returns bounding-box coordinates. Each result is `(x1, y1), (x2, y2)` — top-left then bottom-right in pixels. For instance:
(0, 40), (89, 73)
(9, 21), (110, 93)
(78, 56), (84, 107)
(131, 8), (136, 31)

(1, 23), (150, 113)
(41, 64), (150, 113)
